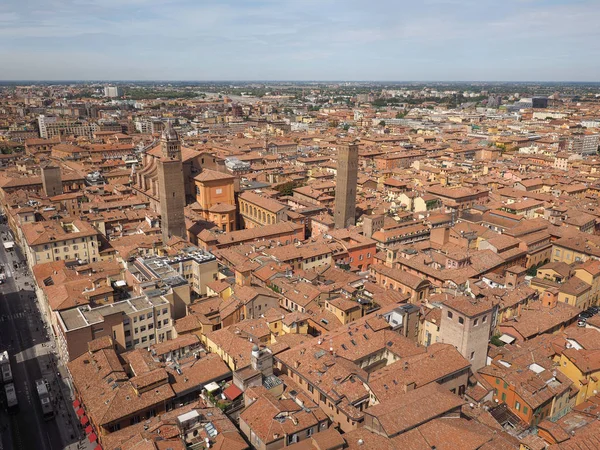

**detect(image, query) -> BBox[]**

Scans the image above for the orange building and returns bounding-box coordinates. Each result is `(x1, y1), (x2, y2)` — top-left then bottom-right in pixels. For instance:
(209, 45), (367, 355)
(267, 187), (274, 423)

(479, 361), (572, 427)
(328, 229), (377, 272)
(193, 169), (237, 232)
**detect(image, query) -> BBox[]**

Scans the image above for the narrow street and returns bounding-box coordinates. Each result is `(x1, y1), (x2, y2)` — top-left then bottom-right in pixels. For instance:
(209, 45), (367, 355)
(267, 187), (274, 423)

(0, 222), (83, 449)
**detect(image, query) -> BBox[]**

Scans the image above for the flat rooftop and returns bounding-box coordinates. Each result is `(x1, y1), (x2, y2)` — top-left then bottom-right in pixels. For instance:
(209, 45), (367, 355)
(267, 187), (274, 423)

(59, 295), (169, 331)
(130, 249), (215, 288)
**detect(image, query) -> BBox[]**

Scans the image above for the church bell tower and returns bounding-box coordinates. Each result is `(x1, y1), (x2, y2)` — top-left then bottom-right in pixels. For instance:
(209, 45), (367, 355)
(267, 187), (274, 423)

(161, 122), (181, 160)
(157, 122), (186, 241)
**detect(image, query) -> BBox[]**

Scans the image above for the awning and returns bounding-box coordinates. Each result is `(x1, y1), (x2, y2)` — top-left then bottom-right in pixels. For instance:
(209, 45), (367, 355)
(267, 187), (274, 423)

(88, 433), (97, 443)
(94, 445), (102, 450)
(499, 334), (516, 344)
(223, 384), (243, 401)
(80, 416), (89, 425)
(204, 382), (220, 393)
(77, 408), (85, 417)
(85, 425), (93, 434)
(73, 399), (80, 408)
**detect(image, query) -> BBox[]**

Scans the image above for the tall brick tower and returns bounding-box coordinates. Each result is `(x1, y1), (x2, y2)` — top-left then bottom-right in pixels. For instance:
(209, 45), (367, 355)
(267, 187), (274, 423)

(158, 122), (186, 241)
(334, 141), (359, 229)
(41, 162), (63, 197)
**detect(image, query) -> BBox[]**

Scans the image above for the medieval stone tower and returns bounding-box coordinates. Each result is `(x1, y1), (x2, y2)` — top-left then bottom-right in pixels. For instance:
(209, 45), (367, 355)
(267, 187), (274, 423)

(41, 162), (63, 197)
(158, 123), (186, 241)
(334, 140), (359, 229)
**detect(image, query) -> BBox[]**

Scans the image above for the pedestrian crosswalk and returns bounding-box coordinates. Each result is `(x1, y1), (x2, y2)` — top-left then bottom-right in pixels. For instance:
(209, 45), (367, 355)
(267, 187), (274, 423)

(0, 311), (26, 321)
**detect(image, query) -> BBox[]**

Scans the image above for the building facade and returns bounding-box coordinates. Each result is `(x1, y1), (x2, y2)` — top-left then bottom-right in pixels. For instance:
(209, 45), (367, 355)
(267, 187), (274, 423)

(239, 191), (288, 229)
(440, 295), (494, 371)
(193, 169), (237, 232)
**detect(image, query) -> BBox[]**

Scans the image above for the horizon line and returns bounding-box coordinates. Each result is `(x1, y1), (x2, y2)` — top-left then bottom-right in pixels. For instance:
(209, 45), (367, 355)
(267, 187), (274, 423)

(1, 79), (600, 84)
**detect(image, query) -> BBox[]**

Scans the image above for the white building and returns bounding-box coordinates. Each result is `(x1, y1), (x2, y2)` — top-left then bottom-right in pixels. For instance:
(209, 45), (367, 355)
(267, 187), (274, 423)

(37, 114), (58, 138)
(582, 119), (600, 129)
(104, 86), (120, 98)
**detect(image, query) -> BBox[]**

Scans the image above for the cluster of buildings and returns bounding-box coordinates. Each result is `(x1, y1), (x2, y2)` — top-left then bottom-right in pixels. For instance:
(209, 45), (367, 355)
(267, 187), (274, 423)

(3, 84), (600, 449)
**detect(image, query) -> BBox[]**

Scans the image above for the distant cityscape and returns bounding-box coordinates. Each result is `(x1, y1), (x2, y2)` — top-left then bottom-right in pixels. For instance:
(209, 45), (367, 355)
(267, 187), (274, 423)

(1, 80), (600, 450)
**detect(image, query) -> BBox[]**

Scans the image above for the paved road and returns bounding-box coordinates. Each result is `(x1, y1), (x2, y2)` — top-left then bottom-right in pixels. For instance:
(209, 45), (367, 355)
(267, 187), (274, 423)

(0, 225), (74, 450)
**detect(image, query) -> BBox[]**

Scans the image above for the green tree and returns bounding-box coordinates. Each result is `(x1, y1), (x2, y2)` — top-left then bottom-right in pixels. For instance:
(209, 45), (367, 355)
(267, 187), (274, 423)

(275, 182), (295, 196)
(526, 264), (539, 277)
(379, 120), (386, 127)
(490, 335), (506, 347)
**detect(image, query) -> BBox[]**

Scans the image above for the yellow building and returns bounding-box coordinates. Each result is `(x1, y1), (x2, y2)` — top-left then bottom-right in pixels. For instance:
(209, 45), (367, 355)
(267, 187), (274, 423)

(559, 348), (600, 405)
(397, 192), (429, 213)
(551, 240), (598, 264)
(281, 316), (309, 335)
(21, 219), (101, 268)
(419, 306), (441, 347)
(193, 169), (237, 232)
(535, 262), (571, 284)
(203, 328), (254, 371)
(324, 297), (362, 325)
(531, 262), (592, 311)
(170, 252), (219, 298)
(264, 310), (309, 341)
(206, 280), (233, 300)
(574, 261), (600, 306)
(557, 277), (591, 311)
(239, 191), (288, 229)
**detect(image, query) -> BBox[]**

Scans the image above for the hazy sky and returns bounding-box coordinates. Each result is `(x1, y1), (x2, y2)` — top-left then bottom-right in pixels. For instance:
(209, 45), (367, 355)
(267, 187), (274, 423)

(1, 0), (599, 81)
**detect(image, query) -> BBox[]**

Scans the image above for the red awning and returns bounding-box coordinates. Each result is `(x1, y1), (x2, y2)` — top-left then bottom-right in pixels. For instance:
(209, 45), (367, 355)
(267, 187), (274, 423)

(94, 445), (102, 450)
(88, 433), (97, 443)
(73, 399), (80, 408)
(223, 384), (243, 401)
(77, 408), (85, 417)
(85, 425), (93, 434)
(80, 415), (89, 425)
